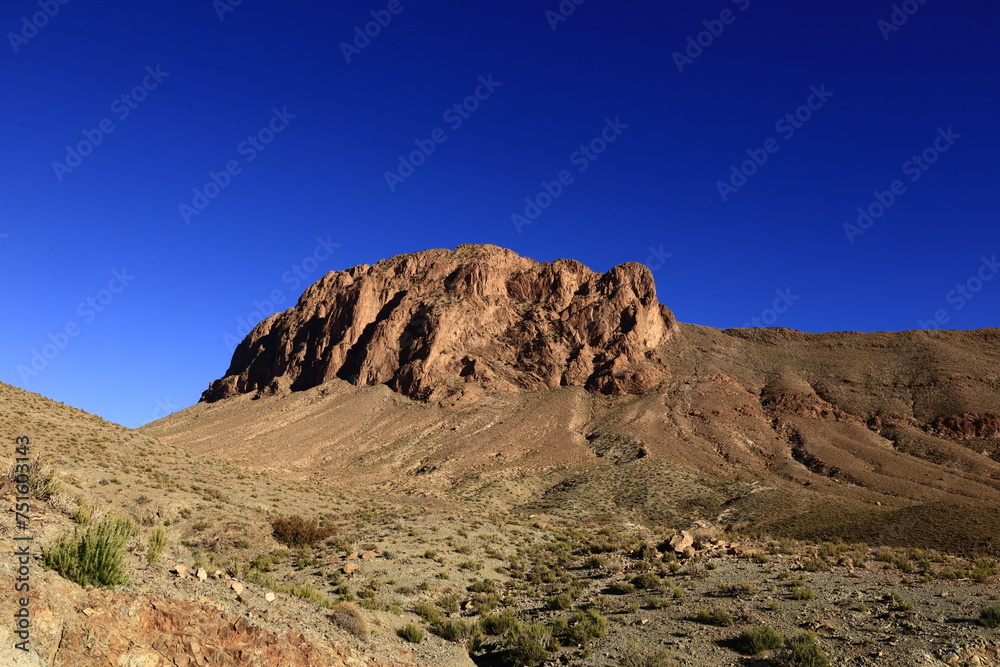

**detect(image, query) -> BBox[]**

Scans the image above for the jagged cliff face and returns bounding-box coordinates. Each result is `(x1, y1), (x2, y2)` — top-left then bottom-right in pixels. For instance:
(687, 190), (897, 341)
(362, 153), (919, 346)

(203, 244), (678, 403)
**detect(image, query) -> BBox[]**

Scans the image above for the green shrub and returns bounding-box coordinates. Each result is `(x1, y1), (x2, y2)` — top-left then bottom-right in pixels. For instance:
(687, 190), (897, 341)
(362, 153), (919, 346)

(438, 593), (461, 613)
(482, 609), (520, 635)
(432, 618), (481, 643)
(979, 605), (1000, 628)
(43, 517), (135, 587)
(398, 623), (424, 643)
(792, 586), (815, 601)
(146, 527), (167, 563)
(608, 581), (636, 595)
(736, 625), (784, 655)
(546, 592), (574, 610)
(271, 515), (335, 547)
(413, 602), (444, 625)
(631, 572), (662, 589)
(467, 578), (496, 593)
(565, 609), (607, 645)
(777, 632), (830, 667)
(505, 623), (558, 666)
(694, 609), (734, 626)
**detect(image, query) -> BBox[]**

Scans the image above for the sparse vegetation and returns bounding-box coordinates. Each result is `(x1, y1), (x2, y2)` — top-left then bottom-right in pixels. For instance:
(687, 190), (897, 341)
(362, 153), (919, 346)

(146, 527), (167, 563)
(736, 625), (784, 655)
(271, 515), (335, 547)
(397, 623), (425, 644)
(43, 516), (136, 587)
(979, 605), (1000, 628)
(329, 602), (369, 638)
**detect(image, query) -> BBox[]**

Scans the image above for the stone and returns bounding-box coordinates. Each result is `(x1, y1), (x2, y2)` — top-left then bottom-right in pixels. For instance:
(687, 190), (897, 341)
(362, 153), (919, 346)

(343, 562), (359, 574)
(264, 592), (275, 602)
(230, 581), (244, 596)
(195, 568), (208, 581)
(172, 565), (188, 578)
(201, 244), (677, 404)
(360, 551), (377, 559)
(669, 531), (694, 553)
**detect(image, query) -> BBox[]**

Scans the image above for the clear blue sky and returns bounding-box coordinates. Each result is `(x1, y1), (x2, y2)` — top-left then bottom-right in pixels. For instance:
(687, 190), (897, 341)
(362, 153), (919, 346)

(2, 0), (997, 428)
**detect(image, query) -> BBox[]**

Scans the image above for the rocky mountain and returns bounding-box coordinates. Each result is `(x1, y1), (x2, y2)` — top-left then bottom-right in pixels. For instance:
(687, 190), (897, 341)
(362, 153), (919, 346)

(155, 244), (1000, 555)
(202, 244), (677, 403)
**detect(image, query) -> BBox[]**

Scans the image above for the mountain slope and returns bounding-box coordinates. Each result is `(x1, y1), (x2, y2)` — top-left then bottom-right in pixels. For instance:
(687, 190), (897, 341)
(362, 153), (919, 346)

(145, 245), (1000, 555)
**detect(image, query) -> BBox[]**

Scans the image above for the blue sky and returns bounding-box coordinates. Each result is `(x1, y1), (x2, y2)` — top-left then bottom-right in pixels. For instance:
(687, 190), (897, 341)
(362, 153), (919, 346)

(2, 0), (998, 427)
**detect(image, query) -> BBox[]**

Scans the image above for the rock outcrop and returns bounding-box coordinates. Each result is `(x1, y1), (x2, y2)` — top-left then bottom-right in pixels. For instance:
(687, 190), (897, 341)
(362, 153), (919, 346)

(203, 244), (677, 403)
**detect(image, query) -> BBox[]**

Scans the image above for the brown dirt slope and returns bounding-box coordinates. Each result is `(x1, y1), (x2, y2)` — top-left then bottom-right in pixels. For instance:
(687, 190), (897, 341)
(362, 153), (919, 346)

(145, 245), (1000, 556)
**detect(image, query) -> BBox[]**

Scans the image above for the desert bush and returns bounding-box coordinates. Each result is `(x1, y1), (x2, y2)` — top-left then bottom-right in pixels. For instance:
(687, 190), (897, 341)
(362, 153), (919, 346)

(432, 618), (481, 643)
(505, 623), (558, 666)
(146, 527), (167, 563)
(565, 609), (607, 645)
(776, 632), (829, 667)
(736, 625), (784, 655)
(608, 581), (636, 595)
(329, 602), (368, 637)
(482, 609), (520, 635)
(438, 592), (461, 613)
(413, 602), (444, 624)
(694, 609), (734, 626)
(7, 457), (61, 501)
(43, 517), (135, 587)
(791, 586), (815, 601)
(618, 644), (676, 667)
(979, 605), (1000, 628)
(398, 623), (424, 643)
(545, 592), (574, 610)
(467, 578), (496, 593)
(271, 515), (335, 547)
(632, 572), (662, 589)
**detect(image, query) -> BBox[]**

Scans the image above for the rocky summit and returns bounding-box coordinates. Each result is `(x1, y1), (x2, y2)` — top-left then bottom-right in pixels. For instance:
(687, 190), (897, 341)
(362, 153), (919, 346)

(202, 244), (677, 403)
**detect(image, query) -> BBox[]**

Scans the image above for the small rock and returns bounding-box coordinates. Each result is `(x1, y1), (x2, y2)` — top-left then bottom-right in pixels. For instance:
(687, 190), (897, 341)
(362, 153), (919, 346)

(196, 568), (208, 581)
(172, 565), (188, 578)
(343, 562), (359, 574)
(211, 570), (224, 579)
(346, 552), (359, 561)
(230, 581), (244, 596)
(533, 521), (549, 530)
(361, 551), (377, 559)
(264, 592), (275, 602)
